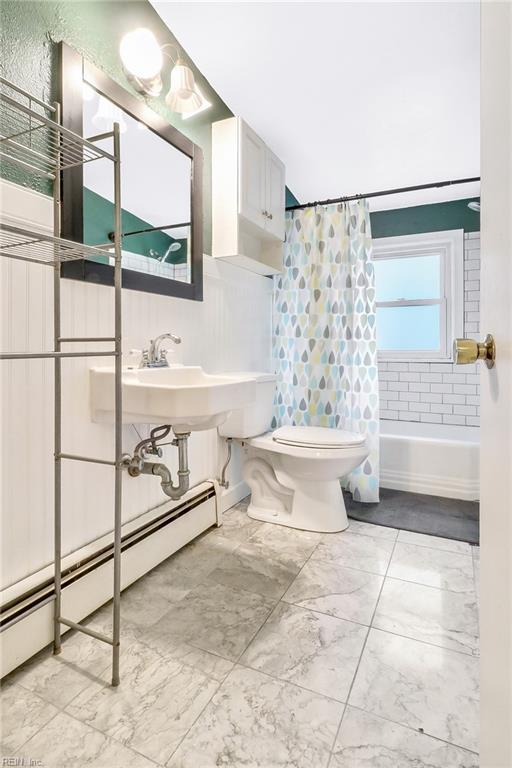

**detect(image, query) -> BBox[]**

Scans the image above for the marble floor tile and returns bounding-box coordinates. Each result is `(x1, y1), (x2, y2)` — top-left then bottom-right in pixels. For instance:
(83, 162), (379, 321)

(167, 665), (343, 768)
(208, 542), (301, 599)
(349, 629), (479, 752)
(85, 602), (234, 679)
(332, 706), (479, 768)
(85, 601), (235, 684)
(152, 641), (234, 683)
(146, 535), (237, 600)
(90, 537), (239, 634)
(0, 682), (58, 753)
(283, 559), (383, 626)
(144, 581), (275, 661)
(7, 627), (112, 708)
(113, 536), (240, 629)
(374, 578), (479, 656)
(203, 501), (263, 545)
(245, 522), (322, 569)
(388, 543), (475, 594)
(347, 519), (398, 542)
(66, 638), (219, 765)
(240, 602), (367, 701)
(113, 572), (187, 628)
(312, 532), (395, 576)
(397, 530), (472, 555)
(20, 711), (156, 768)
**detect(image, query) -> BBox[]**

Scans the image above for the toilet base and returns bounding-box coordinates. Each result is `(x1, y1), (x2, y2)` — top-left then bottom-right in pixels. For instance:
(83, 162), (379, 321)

(246, 475), (349, 533)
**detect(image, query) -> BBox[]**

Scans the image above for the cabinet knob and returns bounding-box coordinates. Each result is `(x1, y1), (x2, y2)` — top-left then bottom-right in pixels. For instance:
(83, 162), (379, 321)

(268, 212), (273, 220)
(262, 210), (268, 217)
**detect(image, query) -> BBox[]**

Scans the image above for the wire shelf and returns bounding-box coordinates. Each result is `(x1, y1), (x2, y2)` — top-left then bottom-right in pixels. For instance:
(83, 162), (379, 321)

(0, 77), (115, 178)
(0, 222), (112, 266)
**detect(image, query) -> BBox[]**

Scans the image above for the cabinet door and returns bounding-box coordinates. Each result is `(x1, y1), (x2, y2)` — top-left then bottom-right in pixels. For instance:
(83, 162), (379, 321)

(265, 148), (286, 240)
(239, 120), (267, 230)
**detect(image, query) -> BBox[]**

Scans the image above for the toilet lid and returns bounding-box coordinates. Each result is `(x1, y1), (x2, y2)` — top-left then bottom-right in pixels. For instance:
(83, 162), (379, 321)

(272, 426), (366, 449)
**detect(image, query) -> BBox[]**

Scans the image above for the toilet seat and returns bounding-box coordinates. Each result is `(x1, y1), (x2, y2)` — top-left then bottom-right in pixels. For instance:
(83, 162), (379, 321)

(272, 425), (365, 449)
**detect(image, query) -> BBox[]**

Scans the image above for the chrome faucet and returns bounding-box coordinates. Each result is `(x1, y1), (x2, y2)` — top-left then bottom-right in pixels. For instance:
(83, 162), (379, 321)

(141, 333), (181, 368)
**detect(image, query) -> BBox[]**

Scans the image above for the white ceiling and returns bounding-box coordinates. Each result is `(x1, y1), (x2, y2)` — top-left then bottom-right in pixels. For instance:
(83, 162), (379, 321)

(152, 1), (480, 210)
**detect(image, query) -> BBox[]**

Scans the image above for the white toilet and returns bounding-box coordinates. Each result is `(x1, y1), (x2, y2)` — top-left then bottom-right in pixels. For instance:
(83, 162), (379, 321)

(219, 373), (369, 533)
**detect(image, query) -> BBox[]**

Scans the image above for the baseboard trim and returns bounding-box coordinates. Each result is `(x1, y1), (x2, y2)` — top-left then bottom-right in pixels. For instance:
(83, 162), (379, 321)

(380, 468), (479, 501)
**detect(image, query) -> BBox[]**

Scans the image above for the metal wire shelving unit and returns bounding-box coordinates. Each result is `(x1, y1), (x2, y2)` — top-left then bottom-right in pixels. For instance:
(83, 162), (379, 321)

(0, 76), (124, 686)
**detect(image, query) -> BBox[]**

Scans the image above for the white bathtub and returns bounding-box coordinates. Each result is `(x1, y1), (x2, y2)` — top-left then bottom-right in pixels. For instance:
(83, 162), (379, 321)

(379, 420), (480, 500)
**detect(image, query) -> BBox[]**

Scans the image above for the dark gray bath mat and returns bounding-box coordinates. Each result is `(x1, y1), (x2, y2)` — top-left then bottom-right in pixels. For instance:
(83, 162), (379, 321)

(345, 487), (479, 545)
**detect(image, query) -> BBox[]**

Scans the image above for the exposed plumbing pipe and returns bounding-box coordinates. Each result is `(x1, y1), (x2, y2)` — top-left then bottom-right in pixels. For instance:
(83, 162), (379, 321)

(122, 427), (191, 500)
(218, 437), (232, 489)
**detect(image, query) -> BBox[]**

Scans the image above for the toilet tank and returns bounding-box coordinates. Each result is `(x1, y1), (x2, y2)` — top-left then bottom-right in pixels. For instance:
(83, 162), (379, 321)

(218, 372), (278, 438)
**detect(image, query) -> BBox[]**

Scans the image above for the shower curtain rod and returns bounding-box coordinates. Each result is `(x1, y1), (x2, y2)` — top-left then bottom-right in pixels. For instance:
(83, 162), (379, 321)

(285, 176), (480, 212)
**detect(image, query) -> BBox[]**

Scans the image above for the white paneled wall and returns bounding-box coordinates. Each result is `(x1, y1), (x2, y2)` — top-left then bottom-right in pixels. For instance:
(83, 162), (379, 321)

(0, 180), (272, 590)
(379, 232), (481, 427)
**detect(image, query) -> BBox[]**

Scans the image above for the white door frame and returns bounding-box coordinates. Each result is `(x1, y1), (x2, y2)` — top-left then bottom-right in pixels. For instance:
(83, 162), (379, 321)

(480, 3), (512, 766)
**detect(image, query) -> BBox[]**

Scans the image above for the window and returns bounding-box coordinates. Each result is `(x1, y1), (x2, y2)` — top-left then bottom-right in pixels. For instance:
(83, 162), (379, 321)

(372, 230), (464, 361)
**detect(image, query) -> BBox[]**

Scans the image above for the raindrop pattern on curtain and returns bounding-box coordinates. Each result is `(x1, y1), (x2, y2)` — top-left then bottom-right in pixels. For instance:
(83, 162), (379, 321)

(272, 200), (379, 502)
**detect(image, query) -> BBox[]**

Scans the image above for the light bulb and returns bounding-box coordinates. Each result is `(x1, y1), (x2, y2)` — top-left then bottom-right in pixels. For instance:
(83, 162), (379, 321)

(120, 28), (163, 80)
(165, 63), (202, 113)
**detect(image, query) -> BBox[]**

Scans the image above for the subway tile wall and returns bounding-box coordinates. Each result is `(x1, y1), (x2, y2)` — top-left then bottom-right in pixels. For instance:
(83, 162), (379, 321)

(379, 232), (480, 427)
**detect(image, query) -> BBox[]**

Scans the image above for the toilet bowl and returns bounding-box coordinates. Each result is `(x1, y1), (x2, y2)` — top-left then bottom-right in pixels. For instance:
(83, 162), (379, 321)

(219, 374), (369, 533)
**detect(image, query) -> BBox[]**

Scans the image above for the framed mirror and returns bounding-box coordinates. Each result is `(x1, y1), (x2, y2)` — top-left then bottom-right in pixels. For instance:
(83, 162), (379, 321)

(59, 42), (203, 301)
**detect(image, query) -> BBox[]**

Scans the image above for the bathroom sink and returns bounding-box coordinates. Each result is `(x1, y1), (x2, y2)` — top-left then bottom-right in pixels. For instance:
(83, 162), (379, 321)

(90, 366), (257, 431)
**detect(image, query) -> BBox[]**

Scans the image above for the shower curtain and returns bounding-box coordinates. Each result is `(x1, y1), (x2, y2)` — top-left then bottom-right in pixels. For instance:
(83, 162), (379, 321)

(272, 200), (379, 502)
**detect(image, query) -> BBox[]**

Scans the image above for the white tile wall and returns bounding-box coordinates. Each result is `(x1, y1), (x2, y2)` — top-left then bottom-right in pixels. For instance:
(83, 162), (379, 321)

(122, 251), (191, 283)
(379, 232), (480, 427)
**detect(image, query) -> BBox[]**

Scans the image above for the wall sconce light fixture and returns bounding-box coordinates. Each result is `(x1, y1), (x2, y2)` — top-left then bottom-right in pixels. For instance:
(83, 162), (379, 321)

(119, 27), (210, 116)
(119, 28), (164, 97)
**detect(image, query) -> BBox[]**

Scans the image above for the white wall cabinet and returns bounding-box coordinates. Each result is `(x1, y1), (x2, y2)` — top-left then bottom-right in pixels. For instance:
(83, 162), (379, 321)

(212, 117), (285, 275)
(265, 147), (286, 240)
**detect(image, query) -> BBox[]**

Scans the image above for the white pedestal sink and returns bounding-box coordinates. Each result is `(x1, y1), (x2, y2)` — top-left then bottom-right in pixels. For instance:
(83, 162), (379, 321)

(90, 365), (257, 431)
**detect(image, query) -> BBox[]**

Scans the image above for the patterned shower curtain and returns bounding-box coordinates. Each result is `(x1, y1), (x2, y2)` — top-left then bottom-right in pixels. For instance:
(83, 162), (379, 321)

(272, 200), (379, 502)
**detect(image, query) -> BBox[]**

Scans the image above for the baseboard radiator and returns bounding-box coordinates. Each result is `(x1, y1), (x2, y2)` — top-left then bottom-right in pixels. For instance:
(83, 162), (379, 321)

(1, 482), (218, 678)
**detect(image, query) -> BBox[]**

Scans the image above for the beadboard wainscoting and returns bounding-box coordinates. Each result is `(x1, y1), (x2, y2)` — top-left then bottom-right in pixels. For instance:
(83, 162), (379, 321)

(0, 179), (272, 593)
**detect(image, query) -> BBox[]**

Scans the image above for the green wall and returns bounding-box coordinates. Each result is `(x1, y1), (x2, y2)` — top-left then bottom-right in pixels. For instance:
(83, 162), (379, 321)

(84, 188), (187, 265)
(0, 0), (232, 253)
(285, 187), (300, 208)
(369, 197), (480, 238)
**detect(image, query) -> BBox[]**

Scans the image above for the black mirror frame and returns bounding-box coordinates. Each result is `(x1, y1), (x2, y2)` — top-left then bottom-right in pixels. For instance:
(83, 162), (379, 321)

(59, 42), (203, 301)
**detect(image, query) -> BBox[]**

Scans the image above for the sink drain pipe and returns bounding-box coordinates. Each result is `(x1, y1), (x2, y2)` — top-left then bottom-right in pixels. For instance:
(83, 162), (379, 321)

(141, 432), (191, 500)
(122, 427), (191, 500)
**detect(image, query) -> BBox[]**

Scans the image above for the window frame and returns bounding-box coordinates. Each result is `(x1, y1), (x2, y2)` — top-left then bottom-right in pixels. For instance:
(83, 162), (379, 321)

(372, 229), (464, 362)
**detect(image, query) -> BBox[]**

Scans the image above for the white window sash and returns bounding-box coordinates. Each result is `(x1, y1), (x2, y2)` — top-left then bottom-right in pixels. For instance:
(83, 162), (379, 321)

(376, 298), (441, 308)
(372, 230), (464, 362)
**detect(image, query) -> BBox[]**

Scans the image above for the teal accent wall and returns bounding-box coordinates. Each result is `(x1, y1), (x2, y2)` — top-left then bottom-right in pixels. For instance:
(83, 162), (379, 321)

(370, 198), (480, 238)
(83, 188), (187, 265)
(285, 187), (300, 208)
(0, 0), (232, 253)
